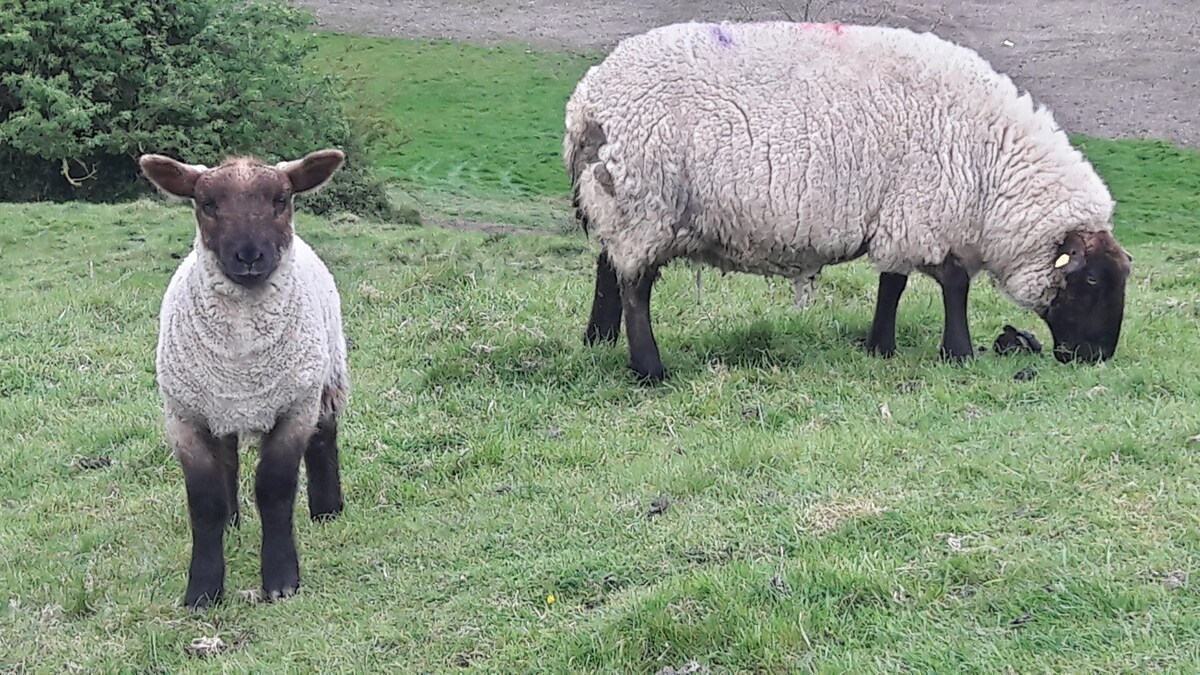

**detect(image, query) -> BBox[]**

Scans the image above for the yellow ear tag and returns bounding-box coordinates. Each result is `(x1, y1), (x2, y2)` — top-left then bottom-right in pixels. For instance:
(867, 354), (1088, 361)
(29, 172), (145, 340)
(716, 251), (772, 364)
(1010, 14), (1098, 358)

(1054, 254), (1071, 269)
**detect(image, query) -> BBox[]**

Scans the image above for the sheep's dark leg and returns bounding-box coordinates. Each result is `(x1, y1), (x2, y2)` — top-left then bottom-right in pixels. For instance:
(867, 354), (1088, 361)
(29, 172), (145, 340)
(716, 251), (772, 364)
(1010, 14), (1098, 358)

(925, 255), (974, 361)
(216, 434), (240, 529)
(621, 264), (666, 383)
(168, 419), (230, 610)
(864, 272), (908, 357)
(256, 416), (312, 601)
(304, 415), (344, 522)
(584, 250), (623, 345)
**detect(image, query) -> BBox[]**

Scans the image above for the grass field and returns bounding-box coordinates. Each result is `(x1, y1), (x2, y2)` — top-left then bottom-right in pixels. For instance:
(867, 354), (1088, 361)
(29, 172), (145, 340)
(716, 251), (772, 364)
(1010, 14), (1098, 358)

(312, 33), (595, 227)
(3, 33), (1200, 674)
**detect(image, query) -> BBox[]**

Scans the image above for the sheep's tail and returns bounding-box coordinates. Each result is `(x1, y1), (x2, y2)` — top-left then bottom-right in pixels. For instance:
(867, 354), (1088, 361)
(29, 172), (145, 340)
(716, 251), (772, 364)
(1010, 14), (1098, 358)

(563, 79), (607, 237)
(321, 351), (350, 421)
(565, 80), (707, 303)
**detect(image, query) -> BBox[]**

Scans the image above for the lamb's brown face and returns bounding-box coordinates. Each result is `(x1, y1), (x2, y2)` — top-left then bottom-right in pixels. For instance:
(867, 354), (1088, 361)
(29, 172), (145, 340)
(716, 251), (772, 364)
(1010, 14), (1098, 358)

(138, 148), (346, 288)
(192, 163), (294, 288)
(1039, 230), (1132, 363)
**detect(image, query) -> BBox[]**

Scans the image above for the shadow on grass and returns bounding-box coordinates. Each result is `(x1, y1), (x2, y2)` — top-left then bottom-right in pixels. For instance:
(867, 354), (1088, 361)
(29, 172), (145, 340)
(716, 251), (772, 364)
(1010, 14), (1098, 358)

(678, 318), (932, 371)
(416, 314), (962, 391)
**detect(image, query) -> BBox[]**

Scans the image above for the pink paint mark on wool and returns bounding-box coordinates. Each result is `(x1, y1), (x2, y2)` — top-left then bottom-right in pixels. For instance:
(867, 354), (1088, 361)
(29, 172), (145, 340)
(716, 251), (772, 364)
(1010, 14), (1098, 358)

(798, 22), (844, 35)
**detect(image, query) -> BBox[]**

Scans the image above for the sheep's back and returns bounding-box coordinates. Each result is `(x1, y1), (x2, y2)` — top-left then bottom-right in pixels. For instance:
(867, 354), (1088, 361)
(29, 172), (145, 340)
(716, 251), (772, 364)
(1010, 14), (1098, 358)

(570, 21), (1039, 276)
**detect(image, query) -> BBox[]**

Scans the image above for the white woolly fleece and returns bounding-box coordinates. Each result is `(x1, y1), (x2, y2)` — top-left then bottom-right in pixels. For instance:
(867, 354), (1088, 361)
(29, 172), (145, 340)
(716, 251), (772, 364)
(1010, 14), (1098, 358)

(564, 21), (1116, 311)
(156, 234), (349, 438)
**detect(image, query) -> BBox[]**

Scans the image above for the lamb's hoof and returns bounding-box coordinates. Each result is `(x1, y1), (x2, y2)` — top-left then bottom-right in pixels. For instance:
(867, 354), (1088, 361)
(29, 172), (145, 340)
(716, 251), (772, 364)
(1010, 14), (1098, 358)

(263, 571), (300, 603)
(265, 584), (299, 603)
(183, 586), (223, 611)
(864, 339), (897, 358)
(584, 324), (620, 346)
(630, 362), (668, 384)
(310, 504), (343, 522)
(939, 347), (975, 363)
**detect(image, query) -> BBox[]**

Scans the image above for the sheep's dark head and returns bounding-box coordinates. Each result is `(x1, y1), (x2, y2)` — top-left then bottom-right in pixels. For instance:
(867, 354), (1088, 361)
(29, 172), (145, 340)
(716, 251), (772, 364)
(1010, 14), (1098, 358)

(1039, 229), (1131, 364)
(138, 149), (345, 288)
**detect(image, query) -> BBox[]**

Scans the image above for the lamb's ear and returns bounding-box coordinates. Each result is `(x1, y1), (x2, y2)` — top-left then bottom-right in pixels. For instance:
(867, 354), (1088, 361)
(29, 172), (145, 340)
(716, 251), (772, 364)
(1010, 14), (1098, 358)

(1054, 231), (1088, 275)
(138, 154), (207, 199)
(276, 149), (345, 195)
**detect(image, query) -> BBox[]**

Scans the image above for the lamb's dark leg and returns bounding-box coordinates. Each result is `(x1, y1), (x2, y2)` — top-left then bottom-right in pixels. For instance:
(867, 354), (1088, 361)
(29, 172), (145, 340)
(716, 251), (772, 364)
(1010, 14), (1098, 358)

(304, 415), (344, 522)
(256, 415), (313, 601)
(621, 264), (666, 383)
(584, 250), (623, 345)
(864, 272), (908, 357)
(925, 255), (974, 361)
(216, 434), (240, 529)
(168, 418), (231, 610)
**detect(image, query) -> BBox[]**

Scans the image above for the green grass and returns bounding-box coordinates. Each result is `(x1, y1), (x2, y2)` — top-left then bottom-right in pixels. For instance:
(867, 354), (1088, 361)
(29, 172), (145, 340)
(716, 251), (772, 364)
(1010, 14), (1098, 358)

(313, 34), (595, 200)
(2, 193), (1200, 672)
(4, 31), (1200, 673)
(1073, 137), (1200, 246)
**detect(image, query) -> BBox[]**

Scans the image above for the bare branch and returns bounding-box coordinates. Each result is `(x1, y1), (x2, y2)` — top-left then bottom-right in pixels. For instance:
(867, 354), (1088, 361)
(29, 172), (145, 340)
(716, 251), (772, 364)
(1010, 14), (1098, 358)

(61, 158), (98, 188)
(795, 0), (837, 22)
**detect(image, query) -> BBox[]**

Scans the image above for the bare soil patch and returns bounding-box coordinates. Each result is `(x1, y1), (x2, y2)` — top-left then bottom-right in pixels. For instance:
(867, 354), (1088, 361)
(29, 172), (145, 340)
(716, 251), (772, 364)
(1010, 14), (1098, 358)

(294, 0), (1199, 148)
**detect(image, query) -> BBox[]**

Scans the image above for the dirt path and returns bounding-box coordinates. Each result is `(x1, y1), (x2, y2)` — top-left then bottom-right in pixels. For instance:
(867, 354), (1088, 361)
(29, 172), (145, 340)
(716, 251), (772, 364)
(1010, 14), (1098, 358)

(294, 0), (1198, 149)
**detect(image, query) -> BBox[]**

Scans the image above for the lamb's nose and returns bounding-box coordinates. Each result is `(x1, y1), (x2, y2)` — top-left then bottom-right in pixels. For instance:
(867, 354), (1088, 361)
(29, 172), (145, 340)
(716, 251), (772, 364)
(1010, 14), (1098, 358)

(236, 245), (263, 265)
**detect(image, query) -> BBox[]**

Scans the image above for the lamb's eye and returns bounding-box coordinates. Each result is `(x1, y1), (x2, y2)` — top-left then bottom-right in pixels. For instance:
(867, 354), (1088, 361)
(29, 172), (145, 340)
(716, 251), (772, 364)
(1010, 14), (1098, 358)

(1086, 276), (1099, 286)
(200, 199), (217, 215)
(273, 196), (288, 209)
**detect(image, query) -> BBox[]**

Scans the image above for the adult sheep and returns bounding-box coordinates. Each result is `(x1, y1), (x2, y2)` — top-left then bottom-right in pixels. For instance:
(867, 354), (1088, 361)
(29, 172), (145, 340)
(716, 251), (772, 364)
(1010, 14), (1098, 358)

(140, 149), (350, 609)
(565, 21), (1132, 382)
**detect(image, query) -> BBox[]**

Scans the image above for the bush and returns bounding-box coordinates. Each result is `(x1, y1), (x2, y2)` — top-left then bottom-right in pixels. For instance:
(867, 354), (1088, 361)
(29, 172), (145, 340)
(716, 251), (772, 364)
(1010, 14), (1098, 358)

(295, 134), (406, 221)
(0, 0), (395, 218)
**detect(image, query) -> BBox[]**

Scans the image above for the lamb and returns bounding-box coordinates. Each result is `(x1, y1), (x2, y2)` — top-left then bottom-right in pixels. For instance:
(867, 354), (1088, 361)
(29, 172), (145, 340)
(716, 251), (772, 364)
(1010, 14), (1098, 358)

(139, 148), (350, 609)
(566, 20), (1131, 382)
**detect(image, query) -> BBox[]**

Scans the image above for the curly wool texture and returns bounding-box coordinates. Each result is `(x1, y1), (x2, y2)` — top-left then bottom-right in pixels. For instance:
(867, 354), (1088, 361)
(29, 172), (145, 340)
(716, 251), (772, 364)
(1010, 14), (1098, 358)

(564, 21), (1116, 311)
(156, 235), (349, 439)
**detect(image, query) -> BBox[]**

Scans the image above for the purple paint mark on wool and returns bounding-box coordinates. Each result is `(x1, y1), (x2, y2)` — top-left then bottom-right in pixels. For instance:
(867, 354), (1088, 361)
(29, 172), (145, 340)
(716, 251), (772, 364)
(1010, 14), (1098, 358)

(711, 24), (734, 47)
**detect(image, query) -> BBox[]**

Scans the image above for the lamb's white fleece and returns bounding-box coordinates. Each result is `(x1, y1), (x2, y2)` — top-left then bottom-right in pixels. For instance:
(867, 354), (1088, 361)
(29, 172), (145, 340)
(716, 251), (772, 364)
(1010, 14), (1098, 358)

(564, 21), (1116, 311)
(156, 234), (349, 438)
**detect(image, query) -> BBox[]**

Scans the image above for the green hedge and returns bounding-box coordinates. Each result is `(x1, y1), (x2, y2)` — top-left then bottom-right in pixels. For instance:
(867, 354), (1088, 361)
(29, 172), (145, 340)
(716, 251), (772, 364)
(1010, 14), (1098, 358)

(0, 0), (394, 218)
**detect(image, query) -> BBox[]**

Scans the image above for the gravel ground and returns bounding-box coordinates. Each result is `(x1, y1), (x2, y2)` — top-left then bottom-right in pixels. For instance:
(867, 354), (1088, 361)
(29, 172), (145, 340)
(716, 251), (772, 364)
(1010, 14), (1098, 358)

(292, 0), (1198, 148)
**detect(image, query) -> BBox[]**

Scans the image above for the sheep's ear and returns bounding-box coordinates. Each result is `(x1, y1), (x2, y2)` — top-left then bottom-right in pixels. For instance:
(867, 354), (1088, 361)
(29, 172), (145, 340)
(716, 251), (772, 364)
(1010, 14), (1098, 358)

(276, 149), (345, 195)
(138, 154), (207, 199)
(1054, 231), (1087, 275)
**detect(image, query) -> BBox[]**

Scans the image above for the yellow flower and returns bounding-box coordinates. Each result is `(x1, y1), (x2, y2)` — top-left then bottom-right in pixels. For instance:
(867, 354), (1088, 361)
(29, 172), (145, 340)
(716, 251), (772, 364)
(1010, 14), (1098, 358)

(546, 595), (556, 605)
